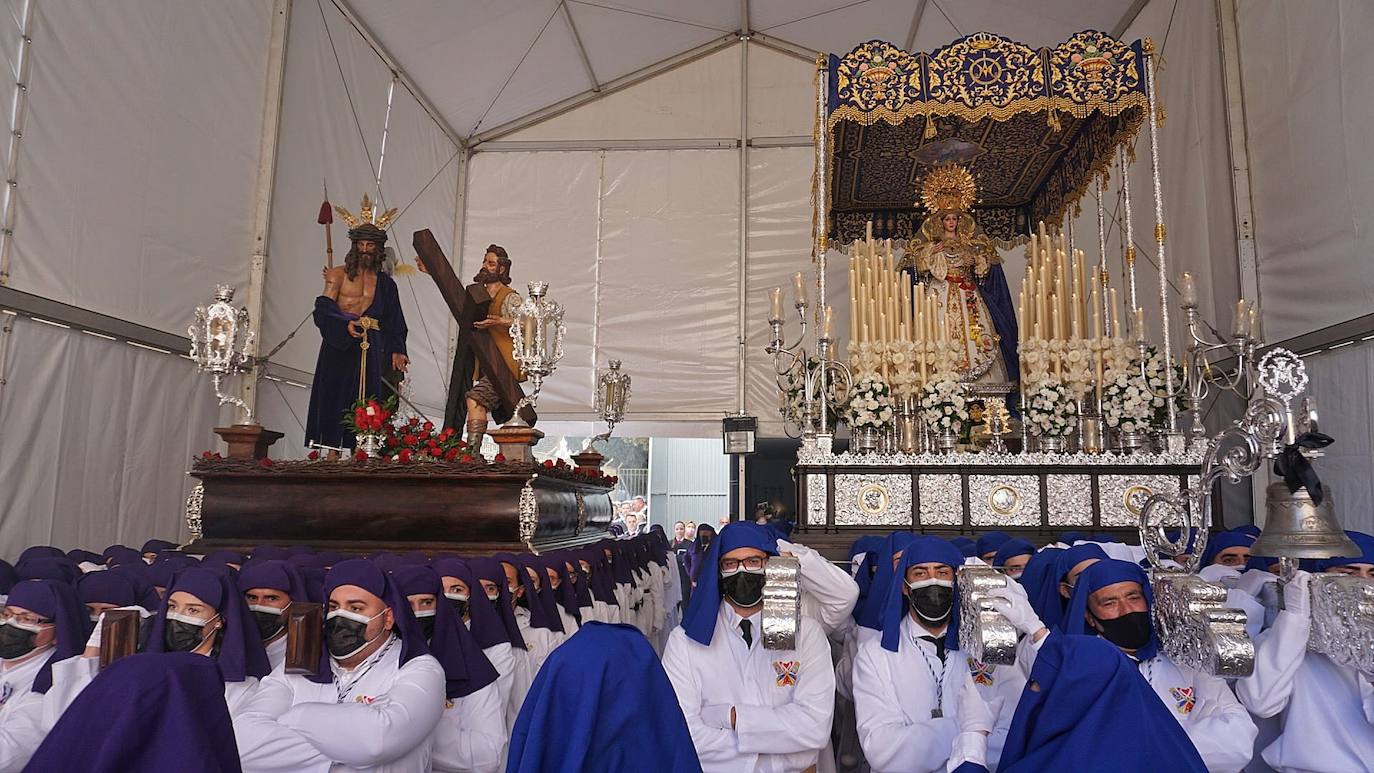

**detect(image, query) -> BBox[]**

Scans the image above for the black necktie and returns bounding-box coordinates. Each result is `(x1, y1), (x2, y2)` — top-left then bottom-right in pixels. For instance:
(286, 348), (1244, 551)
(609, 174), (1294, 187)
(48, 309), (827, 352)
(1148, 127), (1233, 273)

(740, 619), (753, 648)
(920, 635), (947, 663)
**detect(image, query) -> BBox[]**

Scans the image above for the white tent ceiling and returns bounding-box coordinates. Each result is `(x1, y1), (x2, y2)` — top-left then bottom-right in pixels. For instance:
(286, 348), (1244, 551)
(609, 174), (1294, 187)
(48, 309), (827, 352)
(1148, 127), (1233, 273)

(343, 0), (1146, 142)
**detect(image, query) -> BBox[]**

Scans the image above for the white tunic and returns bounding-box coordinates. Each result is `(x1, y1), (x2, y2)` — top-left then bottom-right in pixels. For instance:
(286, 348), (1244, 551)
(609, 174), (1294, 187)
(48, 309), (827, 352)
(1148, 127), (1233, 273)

(513, 608), (561, 677)
(234, 636), (446, 773)
(1137, 653), (1256, 772)
(265, 635), (288, 673)
(431, 680), (507, 773)
(0, 651), (55, 773)
(851, 617), (988, 773)
(1236, 607), (1374, 772)
(662, 603), (835, 773)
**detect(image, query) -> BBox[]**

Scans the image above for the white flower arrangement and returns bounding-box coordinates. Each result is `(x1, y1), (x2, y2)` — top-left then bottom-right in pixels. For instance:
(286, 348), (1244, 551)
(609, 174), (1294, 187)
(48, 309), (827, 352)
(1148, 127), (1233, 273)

(1101, 370), (1153, 433)
(846, 375), (895, 431)
(1023, 381), (1078, 437)
(1140, 346), (1186, 427)
(918, 378), (968, 433)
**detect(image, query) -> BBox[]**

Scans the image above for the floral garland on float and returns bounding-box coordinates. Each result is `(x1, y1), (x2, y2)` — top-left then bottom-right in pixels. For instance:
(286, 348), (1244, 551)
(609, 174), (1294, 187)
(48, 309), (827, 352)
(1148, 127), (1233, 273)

(1022, 381), (1079, 443)
(918, 377), (969, 453)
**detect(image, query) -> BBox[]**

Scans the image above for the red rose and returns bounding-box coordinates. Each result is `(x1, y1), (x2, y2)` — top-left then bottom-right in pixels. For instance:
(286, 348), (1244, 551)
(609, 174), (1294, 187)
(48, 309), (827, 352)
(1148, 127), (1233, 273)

(422, 421), (434, 432)
(494, 453), (506, 462)
(444, 448), (460, 460)
(543, 460), (555, 468)
(430, 447), (443, 457)
(407, 417), (419, 427)
(307, 450), (320, 461)
(461, 454), (473, 463)
(201, 450), (213, 459)
(440, 427), (454, 440)
(401, 434), (415, 446)
(398, 449), (412, 462)
(259, 457), (274, 468)
(354, 450), (368, 461)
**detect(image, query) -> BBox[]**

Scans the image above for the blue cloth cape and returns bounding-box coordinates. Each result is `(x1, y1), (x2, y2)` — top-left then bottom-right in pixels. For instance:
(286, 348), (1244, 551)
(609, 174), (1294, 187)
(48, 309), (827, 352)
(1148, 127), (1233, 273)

(506, 622), (701, 773)
(998, 634), (1205, 772)
(23, 652), (242, 773)
(678, 522), (778, 646)
(880, 536), (964, 654)
(857, 531), (916, 631)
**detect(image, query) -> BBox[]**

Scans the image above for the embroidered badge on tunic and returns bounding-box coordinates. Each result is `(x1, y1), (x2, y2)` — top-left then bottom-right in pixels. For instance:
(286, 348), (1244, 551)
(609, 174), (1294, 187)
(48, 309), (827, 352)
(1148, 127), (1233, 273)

(354, 694), (377, 705)
(773, 660), (800, 687)
(1169, 686), (1195, 714)
(967, 656), (995, 686)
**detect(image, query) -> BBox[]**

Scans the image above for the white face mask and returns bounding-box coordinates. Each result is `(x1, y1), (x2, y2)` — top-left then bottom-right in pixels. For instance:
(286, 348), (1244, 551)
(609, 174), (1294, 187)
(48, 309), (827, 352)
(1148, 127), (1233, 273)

(906, 578), (954, 591)
(1005, 570), (1023, 580)
(412, 609), (436, 619)
(246, 604), (284, 616)
(444, 592), (469, 602)
(485, 592), (500, 602)
(165, 611), (216, 627)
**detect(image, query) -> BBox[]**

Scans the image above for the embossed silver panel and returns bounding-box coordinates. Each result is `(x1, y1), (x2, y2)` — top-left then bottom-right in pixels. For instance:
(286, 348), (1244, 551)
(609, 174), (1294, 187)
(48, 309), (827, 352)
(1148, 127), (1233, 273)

(969, 475), (1041, 527)
(1308, 573), (1374, 678)
(806, 474), (828, 526)
(1046, 474), (1094, 526)
(1152, 571), (1254, 678)
(958, 566), (1018, 666)
(918, 474), (962, 525)
(1099, 474), (1181, 527)
(835, 474), (912, 526)
(762, 556), (802, 651)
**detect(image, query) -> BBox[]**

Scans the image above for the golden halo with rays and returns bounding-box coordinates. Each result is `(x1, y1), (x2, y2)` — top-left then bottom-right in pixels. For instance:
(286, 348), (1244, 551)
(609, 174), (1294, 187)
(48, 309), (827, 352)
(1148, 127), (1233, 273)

(919, 164), (978, 213)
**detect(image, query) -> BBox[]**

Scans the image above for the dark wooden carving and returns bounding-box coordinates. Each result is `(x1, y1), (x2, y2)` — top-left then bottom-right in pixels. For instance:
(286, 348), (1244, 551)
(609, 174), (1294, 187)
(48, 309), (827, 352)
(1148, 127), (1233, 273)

(284, 602), (324, 676)
(99, 609), (141, 669)
(412, 229), (535, 428)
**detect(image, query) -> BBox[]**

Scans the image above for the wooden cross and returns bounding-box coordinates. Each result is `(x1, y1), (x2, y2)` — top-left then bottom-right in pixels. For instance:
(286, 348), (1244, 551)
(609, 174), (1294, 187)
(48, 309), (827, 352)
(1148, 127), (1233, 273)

(412, 229), (535, 428)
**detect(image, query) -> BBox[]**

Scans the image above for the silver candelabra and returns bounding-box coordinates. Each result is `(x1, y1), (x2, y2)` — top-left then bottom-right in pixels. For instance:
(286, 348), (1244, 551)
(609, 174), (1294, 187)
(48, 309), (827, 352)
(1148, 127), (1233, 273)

(587, 359), (631, 448)
(766, 288), (851, 453)
(505, 281), (565, 428)
(189, 285), (256, 424)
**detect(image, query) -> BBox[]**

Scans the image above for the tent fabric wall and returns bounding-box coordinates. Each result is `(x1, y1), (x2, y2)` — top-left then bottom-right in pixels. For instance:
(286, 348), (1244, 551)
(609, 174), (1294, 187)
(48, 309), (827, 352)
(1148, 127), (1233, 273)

(0, 317), (224, 556)
(1238, 0), (1374, 342)
(5, 0), (270, 333)
(1302, 342), (1374, 534)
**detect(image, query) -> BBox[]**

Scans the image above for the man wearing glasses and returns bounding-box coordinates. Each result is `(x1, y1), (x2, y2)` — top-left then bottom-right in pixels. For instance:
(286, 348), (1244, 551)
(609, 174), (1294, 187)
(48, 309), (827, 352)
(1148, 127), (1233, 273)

(0, 579), (88, 770)
(662, 521), (836, 773)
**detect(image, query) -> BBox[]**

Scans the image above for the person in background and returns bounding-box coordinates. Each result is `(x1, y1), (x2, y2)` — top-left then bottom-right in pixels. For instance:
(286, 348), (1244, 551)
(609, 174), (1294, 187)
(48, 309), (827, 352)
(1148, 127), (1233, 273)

(0, 579), (87, 771)
(663, 522), (834, 773)
(992, 539), (1036, 581)
(237, 560), (313, 672)
(975, 531), (1012, 564)
(232, 559), (446, 772)
(684, 521), (698, 541)
(670, 522), (691, 552)
(684, 524), (717, 588)
(1236, 531), (1374, 772)
(622, 513), (642, 538)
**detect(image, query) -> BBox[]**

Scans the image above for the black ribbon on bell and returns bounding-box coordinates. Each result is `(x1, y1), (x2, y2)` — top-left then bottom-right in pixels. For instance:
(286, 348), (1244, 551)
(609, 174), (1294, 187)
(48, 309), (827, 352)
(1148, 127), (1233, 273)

(1272, 431), (1334, 505)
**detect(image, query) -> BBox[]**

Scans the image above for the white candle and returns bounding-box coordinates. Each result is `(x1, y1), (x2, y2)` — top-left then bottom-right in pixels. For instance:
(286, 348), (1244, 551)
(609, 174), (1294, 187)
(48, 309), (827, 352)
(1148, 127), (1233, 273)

(1181, 271), (1197, 307)
(769, 287), (782, 322)
(823, 306), (834, 340)
(793, 272), (808, 308)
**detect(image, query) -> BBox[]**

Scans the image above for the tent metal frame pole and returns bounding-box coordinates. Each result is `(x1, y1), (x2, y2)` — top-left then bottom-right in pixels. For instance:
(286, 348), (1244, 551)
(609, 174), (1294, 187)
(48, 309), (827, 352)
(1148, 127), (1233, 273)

(904, 0), (928, 51)
(329, 0), (466, 148)
(1111, 0), (1152, 38)
(560, 0), (600, 93)
(240, 0), (294, 416)
(736, 31), (749, 417)
(0, 0), (37, 287)
(749, 32), (820, 63)
(472, 34), (739, 146)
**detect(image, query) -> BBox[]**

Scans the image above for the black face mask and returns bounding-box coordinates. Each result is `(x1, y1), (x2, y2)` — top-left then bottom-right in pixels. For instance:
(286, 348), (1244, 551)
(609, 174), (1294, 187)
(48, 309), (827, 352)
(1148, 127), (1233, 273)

(1093, 610), (1154, 651)
(416, 614), (436, 641)
(515, 593), (530, 610)
(324, 613), (374, 659)
(908, 582), (954, 626)
(251, 610), (285, 641)
(448, 598), (468, 619)
(164, 618), (214, 653)
(0, 623), (38, 660)
(720, 570), (766, 607)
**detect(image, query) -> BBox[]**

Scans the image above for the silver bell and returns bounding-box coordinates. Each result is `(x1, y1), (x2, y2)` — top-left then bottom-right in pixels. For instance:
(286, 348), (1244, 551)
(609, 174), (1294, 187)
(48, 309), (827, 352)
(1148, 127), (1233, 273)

(1251, 482), (1359, 559)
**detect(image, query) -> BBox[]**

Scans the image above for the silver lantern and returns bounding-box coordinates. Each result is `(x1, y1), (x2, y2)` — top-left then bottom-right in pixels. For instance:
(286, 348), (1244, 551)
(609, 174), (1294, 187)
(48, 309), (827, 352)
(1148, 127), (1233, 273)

(505, 281), (565, 427)
(587, 359), (631, 448)
(189, 285), (256, 424)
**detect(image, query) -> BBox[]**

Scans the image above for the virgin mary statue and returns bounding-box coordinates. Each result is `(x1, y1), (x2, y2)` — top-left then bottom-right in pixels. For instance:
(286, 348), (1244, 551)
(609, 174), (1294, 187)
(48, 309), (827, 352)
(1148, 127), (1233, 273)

(900, 165), (1019, 386)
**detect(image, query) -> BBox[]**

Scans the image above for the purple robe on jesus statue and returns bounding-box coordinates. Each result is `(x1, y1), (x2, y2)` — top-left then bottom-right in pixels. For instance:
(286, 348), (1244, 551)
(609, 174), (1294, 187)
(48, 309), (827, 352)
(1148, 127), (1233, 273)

(305, 271), (408, 449)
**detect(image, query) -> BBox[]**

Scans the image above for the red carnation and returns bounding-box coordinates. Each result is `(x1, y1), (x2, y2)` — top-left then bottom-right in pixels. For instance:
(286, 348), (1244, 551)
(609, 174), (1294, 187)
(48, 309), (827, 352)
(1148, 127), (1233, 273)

(422, 421), (434, 432)
(201, 450), (213, 459)
(461, 454), (474, 463)
(543, 460), (555, 468)
(440, 427), (455, 440)
(259, 457), (274, 468)
(398, 449), (412, 462)
(430, 447), (443, 458)
(494, 453), (506, 462)
(444, 448), (460, 460)
(354, 450), (368, 461)
(307, 450), (320, 461)
(407, 417), (419, 427)
(403, 434), (417, 446)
